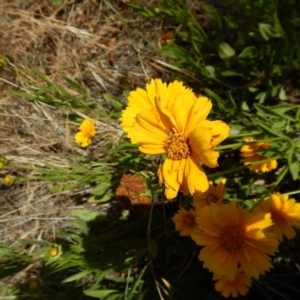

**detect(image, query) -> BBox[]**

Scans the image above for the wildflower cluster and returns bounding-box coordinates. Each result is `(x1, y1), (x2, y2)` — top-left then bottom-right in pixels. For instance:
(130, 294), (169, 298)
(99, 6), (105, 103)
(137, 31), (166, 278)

(172, 179), (300, 298)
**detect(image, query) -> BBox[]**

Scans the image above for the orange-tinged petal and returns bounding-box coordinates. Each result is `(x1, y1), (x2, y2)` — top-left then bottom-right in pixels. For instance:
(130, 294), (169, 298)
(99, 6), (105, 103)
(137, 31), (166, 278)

(181, 156), (209, 196)
(131, 111), (167, 146)
(185, 96), (212, 136)
(189, 126), (219, 168)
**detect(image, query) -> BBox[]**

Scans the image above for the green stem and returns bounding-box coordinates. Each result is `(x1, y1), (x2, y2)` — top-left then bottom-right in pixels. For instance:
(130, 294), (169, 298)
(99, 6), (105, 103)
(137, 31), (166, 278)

(215, 142), (243, 150)
(228, 131), (262, 138)
(284, 190), (300, 196)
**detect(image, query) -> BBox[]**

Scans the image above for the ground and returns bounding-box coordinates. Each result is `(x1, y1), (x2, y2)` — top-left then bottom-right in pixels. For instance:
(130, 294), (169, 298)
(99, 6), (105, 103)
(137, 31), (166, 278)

(0, 0), (163, 245)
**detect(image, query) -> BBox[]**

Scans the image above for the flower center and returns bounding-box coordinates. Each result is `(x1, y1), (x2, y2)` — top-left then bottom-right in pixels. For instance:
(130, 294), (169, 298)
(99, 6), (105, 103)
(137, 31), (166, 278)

(183, 215), (195, 228)
(164, 130), (190, 160)
(271, 210), (286, 224)
(220, 225), (246, 253)
(206, 194), (218, 205)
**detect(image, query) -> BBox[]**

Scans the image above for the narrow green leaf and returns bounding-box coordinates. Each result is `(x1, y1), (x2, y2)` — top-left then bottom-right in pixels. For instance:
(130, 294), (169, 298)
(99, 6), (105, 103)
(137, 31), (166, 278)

(84, 289), (117, 298)
(69, 163), (89, 173)
(71, 209), (100, 221)
(289, 161), (299, 180)
(62, 270), (92, 283)
(92, 182), (111, 196)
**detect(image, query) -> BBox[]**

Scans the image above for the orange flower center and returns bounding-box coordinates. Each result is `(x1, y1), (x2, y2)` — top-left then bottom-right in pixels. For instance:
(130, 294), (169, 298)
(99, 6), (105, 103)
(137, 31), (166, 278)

(183, 215), (195, 228)
(164, 130), (190, 160)
(206, 193), (218, 205)
(271, 210), (286, 224)
(220, 225), (246, 253)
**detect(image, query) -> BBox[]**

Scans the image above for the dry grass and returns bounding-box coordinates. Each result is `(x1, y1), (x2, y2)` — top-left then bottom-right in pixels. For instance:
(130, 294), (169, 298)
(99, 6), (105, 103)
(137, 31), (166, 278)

(0, 0), (165, 245)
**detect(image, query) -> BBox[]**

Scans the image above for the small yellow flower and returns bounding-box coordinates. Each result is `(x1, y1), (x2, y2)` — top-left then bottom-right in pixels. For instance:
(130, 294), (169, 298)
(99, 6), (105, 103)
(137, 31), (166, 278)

(213, 268), (252, 298)
(4, 175), (13, 185)
(193, 178), (226, 209)
(172, 208), (197, 236)
(254, 192), (300, 241)
(75, 119), (96, 147)
(191, 202), (279, 281)
(240, 137), (277, 172)
(120, 79), (230, 199)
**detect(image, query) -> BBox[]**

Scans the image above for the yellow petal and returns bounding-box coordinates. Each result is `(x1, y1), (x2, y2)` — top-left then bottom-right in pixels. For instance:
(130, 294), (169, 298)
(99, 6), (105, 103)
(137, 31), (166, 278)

(181, 156), (209, 196)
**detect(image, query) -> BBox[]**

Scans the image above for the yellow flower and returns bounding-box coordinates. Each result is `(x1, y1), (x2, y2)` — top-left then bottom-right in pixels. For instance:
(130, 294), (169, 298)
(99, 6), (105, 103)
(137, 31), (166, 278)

(240, 137), (277, 172)
(75, 119), (96, 147)
(121, 79), (230, 199)
(213, 268), (252, 298)
(4, 175), (13, 185)
(254, 192), (300, 241)
(191, 202), (278, 281)
(193, 178), (226, 209)
(120, 79), (191, 143)
(172, 208), (197, 236)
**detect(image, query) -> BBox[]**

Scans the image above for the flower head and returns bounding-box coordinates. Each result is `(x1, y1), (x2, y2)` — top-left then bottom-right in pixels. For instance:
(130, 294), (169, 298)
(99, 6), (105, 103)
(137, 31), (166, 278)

(120, 79), (230, 199)
(193, 178), (226, 209)
(75, 119), (96, 147)
(4, 175), (13, 185)
(191, 202), (278, 281)
(172, 208), (197, 236)
(240, 137), (277, 172)
(254, 192), (300, 241)
(213, 268), (252, 298)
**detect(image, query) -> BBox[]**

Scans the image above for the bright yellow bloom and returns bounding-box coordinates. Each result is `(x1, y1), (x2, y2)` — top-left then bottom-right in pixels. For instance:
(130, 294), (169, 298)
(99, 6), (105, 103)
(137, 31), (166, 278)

(193, 178), (226, 209)
(4, 175), (13, 185)
(240, 137), (277, 172)
(213, 268), (252, 298)
(172, 208), (197, 236)
(120, 79), (191, 143)
(121, 79), (230, 199)
(75, 119), (96, 147)
(191, 202), (278, 281)
(254, 192), (300, 241)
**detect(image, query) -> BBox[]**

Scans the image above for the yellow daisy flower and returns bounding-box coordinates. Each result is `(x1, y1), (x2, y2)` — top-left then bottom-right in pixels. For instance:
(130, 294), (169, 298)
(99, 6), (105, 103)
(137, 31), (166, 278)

(172, 208), (197, 236)
(254, 192), (300, 241)
(240, 137), (277, 172)
(191, 202), (279, 281)
(120, 79), (191, 143)
(193, 178), (226, 209)
(213, 268), (252, 298)
(74, 119), (96, 147)
(121, 79), (230, 199)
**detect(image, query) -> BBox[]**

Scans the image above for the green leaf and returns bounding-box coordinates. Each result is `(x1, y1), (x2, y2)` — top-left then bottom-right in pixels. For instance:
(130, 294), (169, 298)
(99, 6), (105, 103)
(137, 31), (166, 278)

(255, 120), (280, 137)
(102, 93), (124, 110)
(62, 270), (92, 283)
(218, 42), (235, 60)
(92, 182), (111, 196)
(69, 163), (89, 173)
(254, 103), (295, 121)
(238, 46), (259, 59)
(88, 194), (112, 203)
(84, 289), (118, 298)
(220, 70), (243, 77)
(278, 86), (287, 100)
(289, 161), (299, 180)
(71, 209), (100, 221)
(259, 23), (282, 40)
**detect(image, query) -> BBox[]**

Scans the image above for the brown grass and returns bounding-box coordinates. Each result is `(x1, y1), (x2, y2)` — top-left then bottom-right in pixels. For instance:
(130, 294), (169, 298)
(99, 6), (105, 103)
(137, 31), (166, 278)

(0, 0), (165, 245)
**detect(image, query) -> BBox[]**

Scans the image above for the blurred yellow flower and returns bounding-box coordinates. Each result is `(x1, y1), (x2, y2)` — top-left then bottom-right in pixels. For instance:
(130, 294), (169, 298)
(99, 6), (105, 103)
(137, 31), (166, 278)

(4, 175), (13, 185)
(254, 192), (300, 241)
(213, 268), (252, 298)
(240, 137), (277, 172)
(121, 79), (230, 199)
(191, 202), (278, 281)
(75, 119), (96, 147)
(193, 178), (226, 209)
(172, 208), (197, 236)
